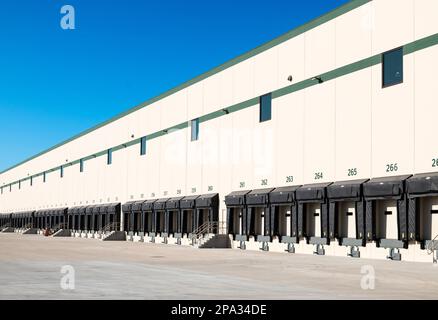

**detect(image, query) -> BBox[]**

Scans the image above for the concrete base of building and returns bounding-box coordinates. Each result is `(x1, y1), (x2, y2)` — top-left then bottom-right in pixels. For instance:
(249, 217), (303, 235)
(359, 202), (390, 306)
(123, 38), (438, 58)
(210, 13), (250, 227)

(133, 235), (144, 242)
(52, 229), (72, 237)
(230, 238), (435, 263)
(179, 237), (192, 246)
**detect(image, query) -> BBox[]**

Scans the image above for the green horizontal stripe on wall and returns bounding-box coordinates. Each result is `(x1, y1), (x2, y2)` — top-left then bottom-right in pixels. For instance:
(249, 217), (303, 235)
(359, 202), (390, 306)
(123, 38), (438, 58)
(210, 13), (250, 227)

(3, 31), (438, 189)
(0, 0), (371, 176)
(404, 33), (438, 55)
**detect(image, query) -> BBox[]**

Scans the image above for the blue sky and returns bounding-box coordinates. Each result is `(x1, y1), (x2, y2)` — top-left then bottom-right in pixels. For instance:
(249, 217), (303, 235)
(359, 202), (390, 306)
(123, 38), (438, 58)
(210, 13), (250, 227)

(0, 0), (349, 172)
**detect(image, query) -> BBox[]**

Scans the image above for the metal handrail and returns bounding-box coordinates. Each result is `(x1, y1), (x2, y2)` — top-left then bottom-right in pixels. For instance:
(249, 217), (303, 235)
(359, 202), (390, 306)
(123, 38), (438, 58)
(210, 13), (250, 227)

(191, 221), (218, 244)
(0, 223), (10, 229)
(426, 234), (438, 255)
(103, 222), (120, 232)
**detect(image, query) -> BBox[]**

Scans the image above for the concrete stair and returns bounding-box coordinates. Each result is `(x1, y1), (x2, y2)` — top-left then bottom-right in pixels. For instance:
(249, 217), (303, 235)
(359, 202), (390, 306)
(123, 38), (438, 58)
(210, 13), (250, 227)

(197, 235), (232, 249)
(102, 231), (126, 241)
(22, 228), (38, 235)
(52, 229), (72, 237)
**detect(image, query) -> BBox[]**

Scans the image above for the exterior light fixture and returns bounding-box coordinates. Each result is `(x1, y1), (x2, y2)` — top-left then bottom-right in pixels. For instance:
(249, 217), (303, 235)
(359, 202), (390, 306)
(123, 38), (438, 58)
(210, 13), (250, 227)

(312, 76), (324, 83)
(312, 76), (324, 84)
(287, 75), (293, 82)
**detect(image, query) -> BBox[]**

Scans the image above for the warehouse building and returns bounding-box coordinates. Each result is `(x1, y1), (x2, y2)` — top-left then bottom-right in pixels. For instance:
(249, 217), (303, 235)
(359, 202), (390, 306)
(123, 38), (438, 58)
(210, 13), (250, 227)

(1, 0), (438, 262)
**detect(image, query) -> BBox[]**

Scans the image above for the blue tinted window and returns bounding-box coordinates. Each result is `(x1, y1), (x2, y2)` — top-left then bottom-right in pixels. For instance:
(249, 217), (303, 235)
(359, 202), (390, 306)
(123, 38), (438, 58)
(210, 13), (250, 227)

(383, 47), (403, 87)
(140, 136), (147, 155)
(260, 93), (272, 122)
(43, 172), (46, 183)
(107, 149), (112, 165)
(60, 166), (64, 178)
(80, 159), (84, 172)
(191, 119), (199, 141)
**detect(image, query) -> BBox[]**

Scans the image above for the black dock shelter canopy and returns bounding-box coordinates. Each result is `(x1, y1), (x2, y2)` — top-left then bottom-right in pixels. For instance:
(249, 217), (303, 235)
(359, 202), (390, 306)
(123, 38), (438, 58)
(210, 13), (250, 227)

(10, 212), (19, 228)
(406, 172), (438, 246)
(11, 211), (35, 229)
(165, 197), (184, 237)
(296, 183), (332, 246)
(122, 201), (135, 233)
(83, 205), (94, 232)
(327, 179), (369, 247)
(131, 201), (144, 234)
(54, 208), (68, 229)
(153, 198), (169, 235)
(363, 175), (412, 250)
(123, 200), (150, 235)
(100, 203), (121, 231)
(121, 199), (156, 235)
(0, 214), (11, 228)
(142, 199), (156, 234)
(24, 211), (34, 228)
(67, 203), (120, 232)
(91, 205), (101, 231)
(245, 188), (274, 243)
(195, 193), (219, 234)
(225, 190), (251, 241)
(180, 195), (199, 236)
(68, 206), (86, 232)
(34, 211), (44, 229)
(269, 185), (301, 244)
(67, 207), (80, 230)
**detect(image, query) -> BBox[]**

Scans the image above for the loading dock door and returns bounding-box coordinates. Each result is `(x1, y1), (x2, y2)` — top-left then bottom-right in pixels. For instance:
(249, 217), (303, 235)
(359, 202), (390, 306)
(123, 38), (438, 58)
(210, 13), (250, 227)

(78, 207), (86, 231)
(142, 200), (156, 234)
(181, 195), (199, 235)
(122, 201), (135, 232)
(296, 183), (332, 243)
(87, 207), (94, 231)
(100, 205), (109, 231)
(327, 179), (368, 245)
(270, 186), (300, 242)
(364, 175), (411, 247)
(313, 207), (321, 238)
(67, 208), (76, 230)
(304, 204), (321, 238)
(433, 204), (438, 240)
(153, 199), (169, 234)
(132, 201), (145, 233)
(381, 202), (398, 240)
(336, 202), (357, 239)
(407, 173), (438, 245)
(181, 211), (194, 234)
(104, 203), (121, 231)
(225, 191), (250, 239)
(195, 193), (219, 234)
(166, 197), (184, 235)
(246, 189), (274, 240)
